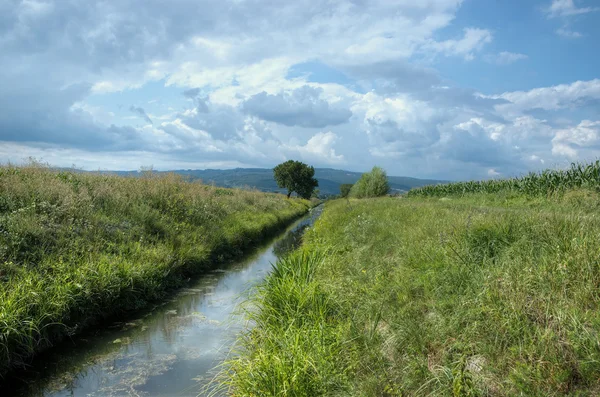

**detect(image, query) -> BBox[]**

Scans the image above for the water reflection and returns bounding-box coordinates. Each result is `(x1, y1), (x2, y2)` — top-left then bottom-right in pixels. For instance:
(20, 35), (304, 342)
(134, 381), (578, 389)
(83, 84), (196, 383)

(5, 206), (322, 397)
(273, 224), (308, 258)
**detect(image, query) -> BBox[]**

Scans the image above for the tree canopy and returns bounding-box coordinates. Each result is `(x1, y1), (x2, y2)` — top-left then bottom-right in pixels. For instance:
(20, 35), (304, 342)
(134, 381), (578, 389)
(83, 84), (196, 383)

(273, 160), (319, 199)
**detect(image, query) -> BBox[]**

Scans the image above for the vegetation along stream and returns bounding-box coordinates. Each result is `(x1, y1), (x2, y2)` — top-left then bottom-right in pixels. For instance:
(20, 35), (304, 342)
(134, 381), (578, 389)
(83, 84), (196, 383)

(4, 206), (323, 397)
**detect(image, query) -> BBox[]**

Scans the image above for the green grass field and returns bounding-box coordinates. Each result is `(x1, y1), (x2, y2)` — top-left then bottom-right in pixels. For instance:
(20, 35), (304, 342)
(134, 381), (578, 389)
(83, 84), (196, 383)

(222, 189), (600, 396)
(0, 165), (309, 377)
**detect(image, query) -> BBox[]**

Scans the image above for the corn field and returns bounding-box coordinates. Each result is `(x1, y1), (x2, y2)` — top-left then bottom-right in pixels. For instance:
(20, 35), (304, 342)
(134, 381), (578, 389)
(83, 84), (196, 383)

(407, 161), (600, 197)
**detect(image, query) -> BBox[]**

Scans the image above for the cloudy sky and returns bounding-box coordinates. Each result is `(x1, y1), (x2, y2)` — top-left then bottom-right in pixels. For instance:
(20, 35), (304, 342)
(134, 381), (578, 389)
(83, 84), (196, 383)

(0, 0), (599, 179)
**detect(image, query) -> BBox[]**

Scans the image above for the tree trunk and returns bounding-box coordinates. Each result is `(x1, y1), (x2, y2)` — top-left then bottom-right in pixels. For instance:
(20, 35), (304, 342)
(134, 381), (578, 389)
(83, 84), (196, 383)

(287, 191), (291, 198)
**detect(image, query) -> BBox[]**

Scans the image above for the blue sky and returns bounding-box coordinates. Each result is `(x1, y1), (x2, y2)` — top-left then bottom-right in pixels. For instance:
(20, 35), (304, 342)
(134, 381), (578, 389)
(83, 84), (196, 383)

(0, 0), (599, 179)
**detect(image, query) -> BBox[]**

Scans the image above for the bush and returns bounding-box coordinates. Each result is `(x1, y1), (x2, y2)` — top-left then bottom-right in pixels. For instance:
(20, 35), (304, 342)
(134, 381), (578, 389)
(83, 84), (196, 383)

(339, 184), (353, 198)
(350, 166), (389, 198)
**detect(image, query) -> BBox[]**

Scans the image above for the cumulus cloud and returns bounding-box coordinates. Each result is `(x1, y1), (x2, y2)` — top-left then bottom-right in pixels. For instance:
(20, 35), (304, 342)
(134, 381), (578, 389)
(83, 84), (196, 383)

(354, 92), (443, 158)
(443, 118), (518, 166)
(176, 101), (244, 141)
(552, 120), (600, 157)
(284, 132), (345, 164)
(0, 0), (598, 180)
(241, 86), (352, 128)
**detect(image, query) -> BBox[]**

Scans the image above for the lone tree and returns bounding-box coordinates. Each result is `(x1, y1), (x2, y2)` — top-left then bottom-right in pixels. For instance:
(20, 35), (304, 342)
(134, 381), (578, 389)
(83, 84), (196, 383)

(273, 160), (318, 199)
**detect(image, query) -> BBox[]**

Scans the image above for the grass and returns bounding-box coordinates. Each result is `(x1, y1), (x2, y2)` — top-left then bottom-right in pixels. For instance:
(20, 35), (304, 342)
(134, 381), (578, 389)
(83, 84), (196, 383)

(0, 164), (309, 378)
(216, 252), (351, 397)
(222, 190), (600, 396)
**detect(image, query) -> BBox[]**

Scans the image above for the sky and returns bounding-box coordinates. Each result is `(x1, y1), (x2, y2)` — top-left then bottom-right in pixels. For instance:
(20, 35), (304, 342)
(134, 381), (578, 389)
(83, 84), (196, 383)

(0, 0), (599, 180)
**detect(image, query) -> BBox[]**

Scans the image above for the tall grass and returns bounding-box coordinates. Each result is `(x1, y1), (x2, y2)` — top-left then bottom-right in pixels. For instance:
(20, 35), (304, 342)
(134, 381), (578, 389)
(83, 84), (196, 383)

(216, 251), (351, 397)
(0, 164), (309, 378)
(223, 190), (600, 395)
(408, 161), (600, 197)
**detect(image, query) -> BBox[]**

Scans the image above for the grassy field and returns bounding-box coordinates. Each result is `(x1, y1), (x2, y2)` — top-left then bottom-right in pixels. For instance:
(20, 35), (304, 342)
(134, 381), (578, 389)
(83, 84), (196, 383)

(222, 190), (600, 396)
(0, 164), (309, 377)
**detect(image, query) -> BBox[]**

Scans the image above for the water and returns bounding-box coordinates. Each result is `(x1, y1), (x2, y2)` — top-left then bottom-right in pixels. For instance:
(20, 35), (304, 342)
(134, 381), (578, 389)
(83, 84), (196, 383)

(4, 206), (322, 397)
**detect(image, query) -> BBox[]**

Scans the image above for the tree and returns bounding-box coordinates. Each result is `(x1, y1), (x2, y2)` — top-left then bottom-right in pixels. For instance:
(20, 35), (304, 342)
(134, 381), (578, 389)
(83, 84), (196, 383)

(350, 166), (390, 198)
(273, 160), (319, 199)
(340, 184), (353, 198)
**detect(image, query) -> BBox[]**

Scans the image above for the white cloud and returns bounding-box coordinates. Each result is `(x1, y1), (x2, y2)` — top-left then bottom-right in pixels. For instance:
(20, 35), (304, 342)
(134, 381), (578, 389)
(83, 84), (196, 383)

(489, 79), (600, 113)
(422, 28), (492, 60)
(285, 131), (345, 164)
(528, 154), (545, 164)
(552, 120), (600, 158)
(484, 51), (528, 65)
(545, 1), (597, 38)
(0, 0), (599, 181)
(546, 0), (598, 18)
(556, 27), (584, 38)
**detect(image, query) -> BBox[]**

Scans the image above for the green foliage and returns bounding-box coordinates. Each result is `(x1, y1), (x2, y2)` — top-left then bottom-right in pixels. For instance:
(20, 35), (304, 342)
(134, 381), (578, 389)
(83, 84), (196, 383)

(349, 166), (390, 198)
(339, 184), (353, 198)
(408, 161), (600, 198)
(273, 160), (319, 199)
(0, 164), (309, 377)
(225, 190), (600, 395)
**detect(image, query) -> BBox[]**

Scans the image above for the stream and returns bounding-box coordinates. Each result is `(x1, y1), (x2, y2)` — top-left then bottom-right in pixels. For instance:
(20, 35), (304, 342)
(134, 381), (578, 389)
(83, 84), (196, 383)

(4, 206), (322, 397)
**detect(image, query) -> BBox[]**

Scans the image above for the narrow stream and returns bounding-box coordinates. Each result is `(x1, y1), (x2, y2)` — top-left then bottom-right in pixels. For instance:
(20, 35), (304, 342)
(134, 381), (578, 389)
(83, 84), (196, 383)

(5, 206), (322, 397)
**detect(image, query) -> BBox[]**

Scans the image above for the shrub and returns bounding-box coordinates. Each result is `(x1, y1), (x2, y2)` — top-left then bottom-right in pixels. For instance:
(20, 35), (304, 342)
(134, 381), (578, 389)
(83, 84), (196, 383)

(350, 166), (390, 198)
(339, 184), (353, 198)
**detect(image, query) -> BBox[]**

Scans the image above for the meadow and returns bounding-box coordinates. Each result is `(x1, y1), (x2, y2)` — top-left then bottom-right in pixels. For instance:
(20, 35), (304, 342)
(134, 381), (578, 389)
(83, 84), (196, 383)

(222, 178), (600, 395)
(0, 164), (309, 378)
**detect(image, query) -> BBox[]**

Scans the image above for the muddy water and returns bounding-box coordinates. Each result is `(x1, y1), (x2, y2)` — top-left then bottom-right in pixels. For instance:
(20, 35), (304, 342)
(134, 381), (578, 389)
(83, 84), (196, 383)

(6, 206), (322, 397)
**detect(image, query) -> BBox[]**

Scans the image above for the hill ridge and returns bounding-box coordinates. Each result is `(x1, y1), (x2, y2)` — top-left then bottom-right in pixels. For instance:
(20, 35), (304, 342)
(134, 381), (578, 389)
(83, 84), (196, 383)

(99, 167), (447, 196)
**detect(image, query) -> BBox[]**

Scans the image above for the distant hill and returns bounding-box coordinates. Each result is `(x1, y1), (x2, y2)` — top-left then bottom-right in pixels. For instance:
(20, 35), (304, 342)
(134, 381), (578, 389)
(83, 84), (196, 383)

(115, 168), (447, 196)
